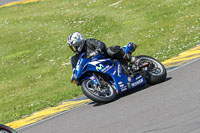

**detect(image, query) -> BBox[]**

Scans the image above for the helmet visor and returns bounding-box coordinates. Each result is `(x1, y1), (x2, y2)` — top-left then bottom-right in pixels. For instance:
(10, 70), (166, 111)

(68, 40), (84, 54)
(69, 45), (77, 53)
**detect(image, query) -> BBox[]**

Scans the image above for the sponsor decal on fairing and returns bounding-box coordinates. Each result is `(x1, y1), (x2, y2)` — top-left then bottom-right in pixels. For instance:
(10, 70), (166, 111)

(131, 78), (144, 87)
(128, 77), (131, 82)
(117, 64), (122, 77)
(96, 64), (104, 71)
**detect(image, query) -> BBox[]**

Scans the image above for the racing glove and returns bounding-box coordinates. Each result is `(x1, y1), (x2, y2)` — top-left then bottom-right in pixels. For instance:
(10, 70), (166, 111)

(89, 48), (101, 58)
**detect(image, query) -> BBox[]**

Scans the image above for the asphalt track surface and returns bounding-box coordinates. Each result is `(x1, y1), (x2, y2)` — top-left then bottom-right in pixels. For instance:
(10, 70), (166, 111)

(0, 0), (22, 6)
(18, 59), (200, 133)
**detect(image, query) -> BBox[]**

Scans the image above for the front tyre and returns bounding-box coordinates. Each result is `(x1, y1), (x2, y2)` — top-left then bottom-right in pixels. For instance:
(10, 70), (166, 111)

(136, 55), (167, 85)
(81, 79), (116, 103)
(0, 124), (17, 133)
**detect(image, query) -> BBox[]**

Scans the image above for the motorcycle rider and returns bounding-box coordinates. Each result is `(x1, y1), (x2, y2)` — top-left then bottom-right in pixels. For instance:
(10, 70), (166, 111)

(67, 32), (137, 69)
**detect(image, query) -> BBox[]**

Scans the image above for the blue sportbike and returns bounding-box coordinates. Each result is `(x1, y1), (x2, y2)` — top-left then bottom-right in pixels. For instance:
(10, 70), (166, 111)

(71, 45), (167, 103)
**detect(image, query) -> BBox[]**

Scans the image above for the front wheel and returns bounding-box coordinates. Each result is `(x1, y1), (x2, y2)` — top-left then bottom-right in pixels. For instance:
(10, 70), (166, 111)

(81, 79), (116, 103)
(0, 124), (17, 133)
(136, 55), (167, 85)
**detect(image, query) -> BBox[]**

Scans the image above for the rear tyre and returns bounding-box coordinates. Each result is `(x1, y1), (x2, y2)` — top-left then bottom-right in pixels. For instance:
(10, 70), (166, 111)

(136, 55), (167, 85)
(82, 79), (116, 103)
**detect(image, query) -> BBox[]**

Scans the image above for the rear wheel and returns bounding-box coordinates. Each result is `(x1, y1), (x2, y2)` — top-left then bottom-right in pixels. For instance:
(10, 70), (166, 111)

(82, 79), (116, 103)
(136, 55), (167, 85)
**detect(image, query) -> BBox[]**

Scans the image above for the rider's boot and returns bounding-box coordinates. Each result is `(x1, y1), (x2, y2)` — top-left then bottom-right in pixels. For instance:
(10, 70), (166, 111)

(122, 53), (136, 64)
(123, 53), (138, 77)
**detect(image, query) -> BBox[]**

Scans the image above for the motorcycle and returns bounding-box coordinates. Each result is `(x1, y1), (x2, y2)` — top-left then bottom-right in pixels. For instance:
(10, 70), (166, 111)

(71, 44), (167, 103)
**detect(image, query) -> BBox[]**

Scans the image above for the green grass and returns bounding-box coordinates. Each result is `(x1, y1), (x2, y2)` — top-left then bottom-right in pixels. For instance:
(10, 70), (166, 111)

(0, 0), (200, 124)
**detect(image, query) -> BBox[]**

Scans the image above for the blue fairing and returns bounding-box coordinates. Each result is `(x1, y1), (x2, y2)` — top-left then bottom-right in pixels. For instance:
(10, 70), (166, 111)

(72, 53), (146, 94)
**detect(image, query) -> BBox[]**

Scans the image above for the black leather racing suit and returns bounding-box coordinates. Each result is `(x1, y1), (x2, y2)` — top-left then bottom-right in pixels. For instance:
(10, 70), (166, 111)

(71, 38), (127, 68)
(71, 38), (106, 68)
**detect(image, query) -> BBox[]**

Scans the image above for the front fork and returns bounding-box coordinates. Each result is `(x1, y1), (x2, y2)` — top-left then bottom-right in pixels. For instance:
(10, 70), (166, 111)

(89, 74), (99, 86)
(89, 74), (119, 94)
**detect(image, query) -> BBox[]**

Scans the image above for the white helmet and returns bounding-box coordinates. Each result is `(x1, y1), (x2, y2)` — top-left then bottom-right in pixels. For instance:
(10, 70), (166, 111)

(67, 32), (85, 54)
